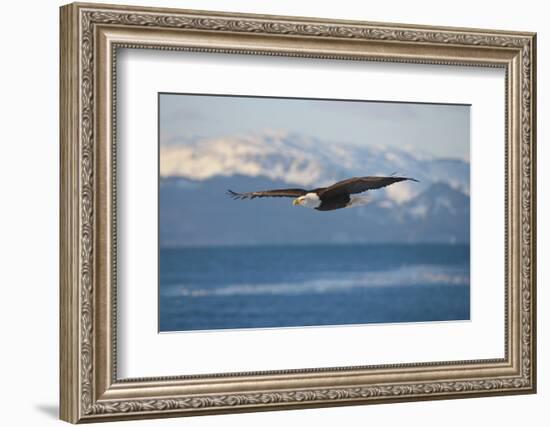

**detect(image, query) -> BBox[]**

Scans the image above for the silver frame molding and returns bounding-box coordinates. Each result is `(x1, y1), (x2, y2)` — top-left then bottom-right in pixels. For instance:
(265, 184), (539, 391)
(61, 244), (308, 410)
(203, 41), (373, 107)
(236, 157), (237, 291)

(60, 2), (537, 423)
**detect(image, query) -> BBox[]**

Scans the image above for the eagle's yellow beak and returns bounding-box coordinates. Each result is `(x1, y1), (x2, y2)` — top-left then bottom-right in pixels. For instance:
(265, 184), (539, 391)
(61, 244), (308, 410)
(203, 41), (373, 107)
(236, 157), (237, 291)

(293, 199), (301, 206)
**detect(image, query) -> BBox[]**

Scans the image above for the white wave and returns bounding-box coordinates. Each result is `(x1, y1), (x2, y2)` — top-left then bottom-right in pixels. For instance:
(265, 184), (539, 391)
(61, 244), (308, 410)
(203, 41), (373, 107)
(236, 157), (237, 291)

(166, 265), (469, 298)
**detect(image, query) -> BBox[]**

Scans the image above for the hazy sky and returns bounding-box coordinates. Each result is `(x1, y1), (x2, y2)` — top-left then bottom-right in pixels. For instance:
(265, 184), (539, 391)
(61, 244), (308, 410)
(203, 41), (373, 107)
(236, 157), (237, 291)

(159, 93), (470, 160)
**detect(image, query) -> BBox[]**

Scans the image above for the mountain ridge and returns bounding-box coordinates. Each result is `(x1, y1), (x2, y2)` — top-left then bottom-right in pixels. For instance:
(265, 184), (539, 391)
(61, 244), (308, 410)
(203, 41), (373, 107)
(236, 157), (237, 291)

(160, 175), (469, 247)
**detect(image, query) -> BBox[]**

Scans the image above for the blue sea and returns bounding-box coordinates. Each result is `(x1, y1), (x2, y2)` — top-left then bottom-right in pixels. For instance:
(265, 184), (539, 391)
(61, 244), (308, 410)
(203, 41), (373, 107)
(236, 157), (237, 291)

(159, 244), (470, 332)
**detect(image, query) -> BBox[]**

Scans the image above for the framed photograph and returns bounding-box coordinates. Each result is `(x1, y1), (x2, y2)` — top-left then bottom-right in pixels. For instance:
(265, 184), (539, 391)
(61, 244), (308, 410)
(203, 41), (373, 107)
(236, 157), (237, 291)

(59, 2), (537, 423)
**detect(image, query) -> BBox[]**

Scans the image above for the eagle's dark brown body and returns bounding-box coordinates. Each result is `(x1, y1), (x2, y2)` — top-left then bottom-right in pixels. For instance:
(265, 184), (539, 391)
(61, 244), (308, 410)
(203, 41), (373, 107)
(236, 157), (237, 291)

(314, 193), (351, 211)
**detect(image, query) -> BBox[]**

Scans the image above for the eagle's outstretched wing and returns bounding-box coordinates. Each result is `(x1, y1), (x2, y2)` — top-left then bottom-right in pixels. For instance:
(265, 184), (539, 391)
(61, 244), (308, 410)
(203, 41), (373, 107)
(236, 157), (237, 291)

(227, 188), (308, 200)
(318, 176), (419, 198)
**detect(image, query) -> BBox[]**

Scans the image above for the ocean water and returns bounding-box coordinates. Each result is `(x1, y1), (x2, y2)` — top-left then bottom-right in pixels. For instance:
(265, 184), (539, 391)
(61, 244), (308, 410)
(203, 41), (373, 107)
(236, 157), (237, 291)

(159, 244), (470, 332)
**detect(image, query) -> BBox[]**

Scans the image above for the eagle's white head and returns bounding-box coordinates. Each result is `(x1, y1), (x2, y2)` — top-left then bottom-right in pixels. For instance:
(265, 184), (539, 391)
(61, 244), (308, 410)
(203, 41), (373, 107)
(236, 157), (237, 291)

(292, 193), (321, 209)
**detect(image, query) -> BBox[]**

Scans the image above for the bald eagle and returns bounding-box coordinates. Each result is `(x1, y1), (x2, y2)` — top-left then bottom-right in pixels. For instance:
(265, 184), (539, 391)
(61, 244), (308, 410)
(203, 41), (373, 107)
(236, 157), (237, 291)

(227, 176), (419, 211)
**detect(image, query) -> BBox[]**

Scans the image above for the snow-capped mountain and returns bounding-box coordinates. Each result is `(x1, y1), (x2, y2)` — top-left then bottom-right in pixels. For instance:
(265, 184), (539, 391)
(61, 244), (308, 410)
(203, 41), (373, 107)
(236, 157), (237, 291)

(158, 131), (470, 246)
(160, 130), (469, 204)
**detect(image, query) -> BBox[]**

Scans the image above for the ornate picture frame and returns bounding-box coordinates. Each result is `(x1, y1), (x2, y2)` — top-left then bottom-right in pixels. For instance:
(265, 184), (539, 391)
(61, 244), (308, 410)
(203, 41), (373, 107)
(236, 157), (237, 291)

(60, 2), (536, 423)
